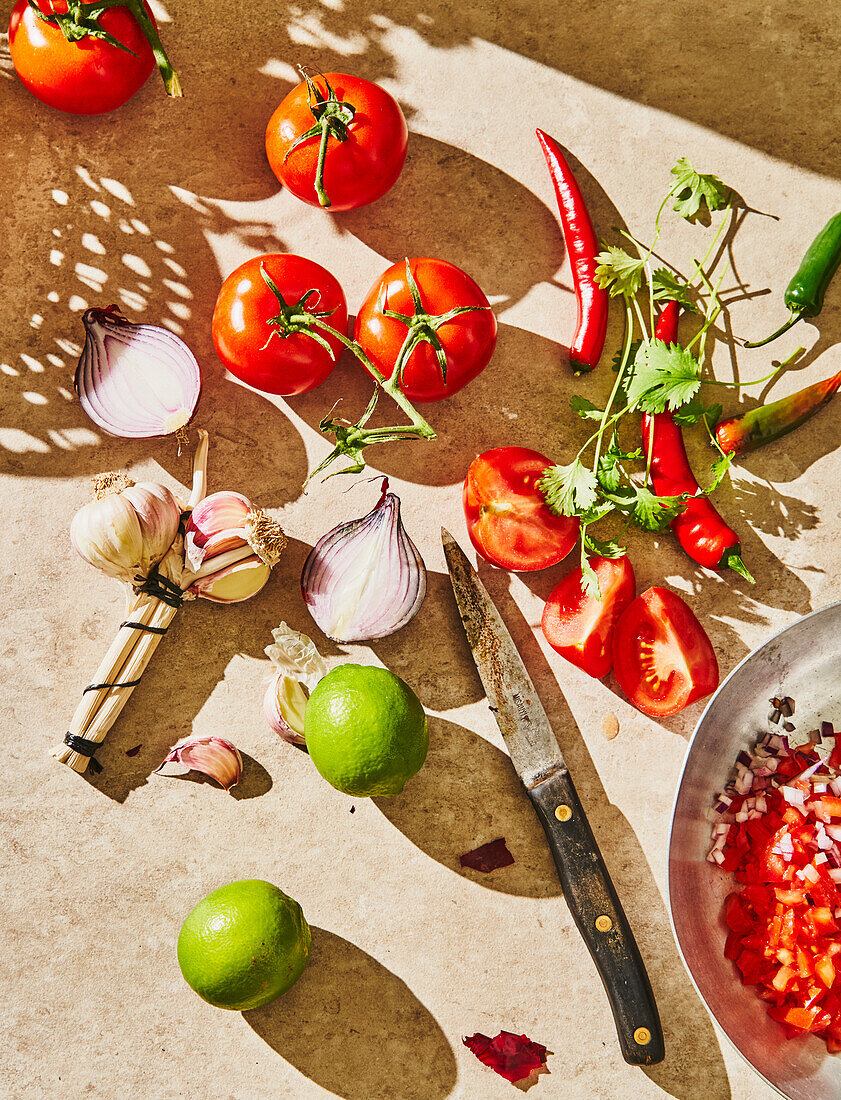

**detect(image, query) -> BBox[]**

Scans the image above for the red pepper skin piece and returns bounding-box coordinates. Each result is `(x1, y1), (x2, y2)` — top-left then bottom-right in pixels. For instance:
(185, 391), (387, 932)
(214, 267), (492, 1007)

(715, 368), (841, 456)
(536, 128), (608, 374)
(642, 302), (751, 577)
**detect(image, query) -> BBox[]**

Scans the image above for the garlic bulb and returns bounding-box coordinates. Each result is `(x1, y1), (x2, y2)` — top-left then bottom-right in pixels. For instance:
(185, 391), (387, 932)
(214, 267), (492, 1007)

(70, 474), (182, 584)
(182, 491), (286, 604)
(263, 623), (327, 746)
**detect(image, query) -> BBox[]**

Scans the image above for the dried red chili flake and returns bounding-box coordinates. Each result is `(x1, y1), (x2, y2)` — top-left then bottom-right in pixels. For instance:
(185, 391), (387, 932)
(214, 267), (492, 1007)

(125, 744), (142, 757)
(463, 1030), (549, 1084)
(459, 838), (514, 873)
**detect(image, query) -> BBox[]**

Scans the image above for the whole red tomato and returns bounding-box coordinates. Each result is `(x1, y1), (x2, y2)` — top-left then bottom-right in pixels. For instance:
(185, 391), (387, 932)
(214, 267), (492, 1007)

(612, 586), (719, 717)
(464, 447), (578, 571)
(9, 0), (156, 114)
(211, 254), (348, 397)
(541, 556), (635, 678)
(265, 73), (408, 212)
(355, 258), (497, 403)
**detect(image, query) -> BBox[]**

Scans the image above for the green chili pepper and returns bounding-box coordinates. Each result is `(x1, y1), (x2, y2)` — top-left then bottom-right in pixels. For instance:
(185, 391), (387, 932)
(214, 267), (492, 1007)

(715, 363), (841, 456)
(745, 212), (841, 348)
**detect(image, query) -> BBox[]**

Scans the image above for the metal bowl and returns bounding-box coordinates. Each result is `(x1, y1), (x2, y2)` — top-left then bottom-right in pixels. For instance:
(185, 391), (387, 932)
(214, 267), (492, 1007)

(668, 601), (841, 1099)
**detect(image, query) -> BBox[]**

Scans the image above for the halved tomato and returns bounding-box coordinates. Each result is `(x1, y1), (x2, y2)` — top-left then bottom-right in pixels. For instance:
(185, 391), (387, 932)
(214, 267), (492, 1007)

(611, 586), (719, 716)
(541, 556), (635, 678)
(463, 447), (578, 571)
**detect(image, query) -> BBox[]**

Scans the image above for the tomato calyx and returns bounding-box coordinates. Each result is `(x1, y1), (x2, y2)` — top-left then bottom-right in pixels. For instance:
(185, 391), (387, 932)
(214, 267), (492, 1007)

(257, 265), (436, 482)
(284, 71), (357, 208)
(27, 0), (182, 96)
(379, 260), (491, 387)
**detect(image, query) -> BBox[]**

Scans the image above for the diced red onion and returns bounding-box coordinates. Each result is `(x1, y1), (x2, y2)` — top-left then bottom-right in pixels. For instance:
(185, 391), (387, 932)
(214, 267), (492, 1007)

(301, 484), (426, 643)
(75, 306), (201, 438)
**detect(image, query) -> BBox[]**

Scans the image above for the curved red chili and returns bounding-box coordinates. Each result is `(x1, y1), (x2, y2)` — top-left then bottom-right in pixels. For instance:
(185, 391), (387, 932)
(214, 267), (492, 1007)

(536, 128), (608, 374)
(642, 301), (752, 580)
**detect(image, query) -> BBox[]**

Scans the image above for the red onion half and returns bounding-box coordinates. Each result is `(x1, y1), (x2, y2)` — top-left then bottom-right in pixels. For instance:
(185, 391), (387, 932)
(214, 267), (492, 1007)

(301, 484), (426, 642)
(75, 307), (201, 438)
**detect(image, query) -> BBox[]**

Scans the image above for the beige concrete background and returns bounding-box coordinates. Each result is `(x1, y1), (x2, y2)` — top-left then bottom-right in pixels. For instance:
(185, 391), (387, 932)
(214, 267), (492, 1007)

(3, 2), (841, 1097)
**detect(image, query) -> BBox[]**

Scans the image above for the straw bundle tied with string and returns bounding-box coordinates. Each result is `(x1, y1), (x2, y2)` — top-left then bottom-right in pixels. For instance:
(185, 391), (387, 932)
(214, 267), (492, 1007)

(56, 430), (286, 773)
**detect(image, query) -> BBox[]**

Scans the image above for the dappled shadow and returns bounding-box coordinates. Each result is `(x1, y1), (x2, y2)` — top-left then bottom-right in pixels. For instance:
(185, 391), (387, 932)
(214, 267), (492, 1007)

(245, 926), (457, 1100)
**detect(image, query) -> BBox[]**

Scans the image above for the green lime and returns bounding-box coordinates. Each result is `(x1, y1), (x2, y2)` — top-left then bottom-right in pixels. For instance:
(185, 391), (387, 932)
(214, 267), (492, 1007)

(304, 663), (428, 797)
(177, 879), (310, 1011)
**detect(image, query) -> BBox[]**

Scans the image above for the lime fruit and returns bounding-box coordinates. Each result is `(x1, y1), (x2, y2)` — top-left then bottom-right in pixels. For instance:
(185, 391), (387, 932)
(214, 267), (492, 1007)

(177, 879), (310, 1011)
(304, 663), (428, 797)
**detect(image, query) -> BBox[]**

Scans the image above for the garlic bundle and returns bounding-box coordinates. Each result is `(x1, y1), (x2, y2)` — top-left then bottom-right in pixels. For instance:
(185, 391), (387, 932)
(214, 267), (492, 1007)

(263, 622), (327, 746)
(55, 430), (287, 775)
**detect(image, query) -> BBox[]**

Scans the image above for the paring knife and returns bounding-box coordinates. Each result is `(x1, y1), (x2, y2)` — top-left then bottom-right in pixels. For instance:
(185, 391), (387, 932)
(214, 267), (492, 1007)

(442, 529), (665, 1066)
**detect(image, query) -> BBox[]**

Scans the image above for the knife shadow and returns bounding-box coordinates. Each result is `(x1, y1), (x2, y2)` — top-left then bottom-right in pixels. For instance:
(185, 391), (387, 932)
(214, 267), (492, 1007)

(473, 567), (733, 1100)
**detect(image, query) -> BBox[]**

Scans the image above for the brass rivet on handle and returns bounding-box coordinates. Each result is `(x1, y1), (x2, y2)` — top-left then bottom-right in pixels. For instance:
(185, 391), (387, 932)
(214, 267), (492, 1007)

(595, 915), (612, 932)
(554, 804), (572, 821)
(634, 1027), (652, 1046)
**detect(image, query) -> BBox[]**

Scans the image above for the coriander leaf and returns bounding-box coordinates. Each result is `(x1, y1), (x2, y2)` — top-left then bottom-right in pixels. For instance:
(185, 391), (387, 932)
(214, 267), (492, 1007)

(582, 529), (626, 559)
(539, 460), (599, 517)
(631, 485), (689, 531)
(704, 452), (734, 493)
(570, 395), (605, 421)
(578, 500), (614, 525)
(652, 268), (696, 311)
(580, 552), (601, 599)
(612, 338), (642, 373)
(596, 432), (643, 492)
(670, 157), (729, 220)
(595, 246), (645, 298)
(626, 339), (702, 413)
(671, 395), (722, 427)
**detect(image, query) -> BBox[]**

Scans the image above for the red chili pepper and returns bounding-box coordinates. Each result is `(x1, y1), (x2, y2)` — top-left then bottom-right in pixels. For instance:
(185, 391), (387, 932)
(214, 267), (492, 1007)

(642, 301), (753, 580)
(716, 368), (841, 456)
(536, 128), (608, 374)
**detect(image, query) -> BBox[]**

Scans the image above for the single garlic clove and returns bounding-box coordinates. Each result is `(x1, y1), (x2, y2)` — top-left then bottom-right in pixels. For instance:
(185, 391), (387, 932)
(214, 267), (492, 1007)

(185, 526), (249, 571)
(155, 736), (243, 791)
(186, 491), (251, 548)
(190, 555), (270, 603)
(264, 671), (308, 746)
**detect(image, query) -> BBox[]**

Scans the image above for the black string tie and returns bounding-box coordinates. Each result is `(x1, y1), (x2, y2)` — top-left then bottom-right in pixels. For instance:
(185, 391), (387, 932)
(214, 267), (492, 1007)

(135, 568), (185, 608)
(63, 733), (103, 757)
(120, 620), (170, 635)
(83, 677), (142, 695)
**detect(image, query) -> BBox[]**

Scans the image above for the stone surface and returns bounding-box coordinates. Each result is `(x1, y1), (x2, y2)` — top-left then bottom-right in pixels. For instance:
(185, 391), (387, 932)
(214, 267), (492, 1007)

(2, 2), (839, 1097)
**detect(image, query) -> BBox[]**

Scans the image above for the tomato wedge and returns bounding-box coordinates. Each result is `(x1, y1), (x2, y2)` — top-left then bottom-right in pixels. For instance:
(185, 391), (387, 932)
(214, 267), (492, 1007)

(463, 447), (578, 571)
(611, 586), (719, 716)
(541, 556), (635, 678)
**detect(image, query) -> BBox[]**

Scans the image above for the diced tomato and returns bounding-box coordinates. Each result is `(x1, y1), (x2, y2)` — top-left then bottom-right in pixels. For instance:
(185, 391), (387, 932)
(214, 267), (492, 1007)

(816, 955), (836, 988)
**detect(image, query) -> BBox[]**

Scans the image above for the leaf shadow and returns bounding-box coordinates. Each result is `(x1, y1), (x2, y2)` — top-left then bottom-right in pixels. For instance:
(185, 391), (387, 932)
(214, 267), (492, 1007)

(244, 926), (457, 1100)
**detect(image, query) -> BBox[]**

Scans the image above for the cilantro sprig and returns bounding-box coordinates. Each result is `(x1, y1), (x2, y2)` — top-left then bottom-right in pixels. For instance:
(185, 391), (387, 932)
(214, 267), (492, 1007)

(538, 155), (770, 595)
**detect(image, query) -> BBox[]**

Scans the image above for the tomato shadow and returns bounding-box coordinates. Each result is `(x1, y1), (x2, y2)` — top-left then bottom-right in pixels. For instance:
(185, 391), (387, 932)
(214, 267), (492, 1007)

(244, 926), (457, 1100)
(339, 131), (563, 309)
(78, 535), (336, 803)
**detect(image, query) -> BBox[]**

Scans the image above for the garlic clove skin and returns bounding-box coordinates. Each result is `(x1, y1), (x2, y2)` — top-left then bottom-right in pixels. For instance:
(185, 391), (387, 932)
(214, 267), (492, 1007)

(70, 490), (145, 582)
(185, 526), (248, 572)
(190, 555), (270, 603)
(264, 622), (327, 689)
(155, 736), (242, 791)
(264, 671), (308, 746)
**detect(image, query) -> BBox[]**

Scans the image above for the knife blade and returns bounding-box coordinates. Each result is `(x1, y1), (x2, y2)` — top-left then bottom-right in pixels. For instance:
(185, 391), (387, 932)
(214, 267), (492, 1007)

(442, 528), (664, 1066)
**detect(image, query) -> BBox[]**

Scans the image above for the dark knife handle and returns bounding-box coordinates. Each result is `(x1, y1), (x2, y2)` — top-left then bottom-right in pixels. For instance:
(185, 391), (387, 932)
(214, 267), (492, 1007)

(528, 767), (665, 1065)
